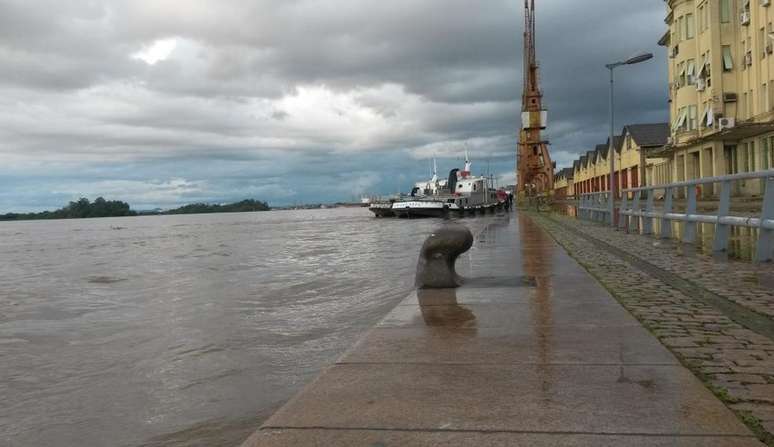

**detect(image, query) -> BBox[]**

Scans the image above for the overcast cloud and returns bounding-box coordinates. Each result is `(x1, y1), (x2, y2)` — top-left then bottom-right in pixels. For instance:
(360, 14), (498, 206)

(0, 0), (668, 211)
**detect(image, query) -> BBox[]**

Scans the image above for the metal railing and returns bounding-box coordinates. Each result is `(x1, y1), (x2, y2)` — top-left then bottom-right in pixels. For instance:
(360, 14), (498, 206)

(577, 170), (774, 262)
(578, 191), (613, 223)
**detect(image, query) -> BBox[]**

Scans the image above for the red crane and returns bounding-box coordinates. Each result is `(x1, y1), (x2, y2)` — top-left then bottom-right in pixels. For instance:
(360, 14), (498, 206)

(517, 0), (554, 198)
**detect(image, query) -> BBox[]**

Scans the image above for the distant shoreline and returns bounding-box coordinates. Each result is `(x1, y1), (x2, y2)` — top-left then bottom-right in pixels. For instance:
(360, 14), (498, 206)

(0, 198), (271, 222)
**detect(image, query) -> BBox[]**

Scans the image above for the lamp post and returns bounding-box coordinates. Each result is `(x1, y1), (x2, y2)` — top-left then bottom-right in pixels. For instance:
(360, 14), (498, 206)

(605, 52), (653, 226)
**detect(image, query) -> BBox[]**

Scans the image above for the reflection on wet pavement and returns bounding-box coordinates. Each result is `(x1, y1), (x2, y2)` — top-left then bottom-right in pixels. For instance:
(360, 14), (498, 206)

(416, 288), (477, 330)
(519, 213), (555, 396)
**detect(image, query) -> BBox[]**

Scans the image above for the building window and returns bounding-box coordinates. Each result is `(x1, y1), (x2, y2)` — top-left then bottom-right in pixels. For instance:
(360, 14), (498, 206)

(701, 102), (712, 128)
(687, 59), (696, 85)
(674, 107), (688, 131)
(763, 83), (769, 113)
(741, 142), (753, 172)
(678, 62), (687, 86)
(720, 0), (731, 23)
(698, 5), (704, 32)
(762, 138), (770, 170)
(726, 146), (739, 174)
(688, 105), (698, 131)
(770, 137), (774, 168)
(699, 52), (712, 87)
(744, 91), (749, 118)
(749, 141), (756, 171)
(750, 89), (754, 117)
(722, 46), (734, 70)
(685, 14), (695, 39)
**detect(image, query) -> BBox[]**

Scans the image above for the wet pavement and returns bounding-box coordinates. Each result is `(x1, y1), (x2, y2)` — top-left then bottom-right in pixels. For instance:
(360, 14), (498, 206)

(531, 212), (774, 443)
(241, 213), (763, 446)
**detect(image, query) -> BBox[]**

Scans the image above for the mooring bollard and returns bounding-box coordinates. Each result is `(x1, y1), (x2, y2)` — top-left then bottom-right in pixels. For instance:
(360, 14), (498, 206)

(415, 223), (473, 289)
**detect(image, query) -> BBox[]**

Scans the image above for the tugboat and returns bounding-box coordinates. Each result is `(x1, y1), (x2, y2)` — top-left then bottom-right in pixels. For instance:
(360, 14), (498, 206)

(391, 153), (509, 218)
(369, 159), (445, 218)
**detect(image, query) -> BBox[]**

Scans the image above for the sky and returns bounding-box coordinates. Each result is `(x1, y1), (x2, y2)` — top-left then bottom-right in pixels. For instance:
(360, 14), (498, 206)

(0, 0), (669, 211)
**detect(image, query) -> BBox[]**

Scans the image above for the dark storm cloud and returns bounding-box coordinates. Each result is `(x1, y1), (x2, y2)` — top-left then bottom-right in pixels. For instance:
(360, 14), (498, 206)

(0, 0), (668, 211)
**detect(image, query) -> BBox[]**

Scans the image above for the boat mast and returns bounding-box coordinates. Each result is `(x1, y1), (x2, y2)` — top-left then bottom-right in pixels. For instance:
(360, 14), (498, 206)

(517, 0), (554, 196)
(462, 150), (472, 178)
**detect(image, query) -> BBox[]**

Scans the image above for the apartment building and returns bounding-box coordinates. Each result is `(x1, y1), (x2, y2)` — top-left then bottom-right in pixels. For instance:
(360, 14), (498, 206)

(661, 0), (774, 196)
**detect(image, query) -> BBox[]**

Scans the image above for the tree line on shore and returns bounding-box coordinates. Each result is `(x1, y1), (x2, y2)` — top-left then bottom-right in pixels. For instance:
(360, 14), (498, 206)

(161, 199), (270, 215)
(0, 198), (271, 221)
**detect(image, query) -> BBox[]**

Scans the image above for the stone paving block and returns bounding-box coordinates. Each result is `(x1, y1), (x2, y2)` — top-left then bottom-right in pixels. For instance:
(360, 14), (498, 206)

(342, 324), (678, 366)
(661, 337), (700, 347)
(713, 374), (769, 385)
(380, 301), (640, 328)
(244, 429), (764, 447)
(261, 363), (752, 436)
(395, 282), (614, 306)
(734, 385), (774, 403)
(731, 403), (774, 421)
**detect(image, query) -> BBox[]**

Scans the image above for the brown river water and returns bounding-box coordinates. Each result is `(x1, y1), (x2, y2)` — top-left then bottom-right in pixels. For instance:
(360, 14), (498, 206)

(0, 208), (495, 446)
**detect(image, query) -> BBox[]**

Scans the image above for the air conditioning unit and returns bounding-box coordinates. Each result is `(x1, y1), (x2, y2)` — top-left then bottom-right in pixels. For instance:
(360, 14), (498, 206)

(745, 51), (753, 66)
(762, 0), (771, 6)
(723, 92), (738, 102)
(696, 79), (706, 91)
(718, 117), (736, 129)
(741, 11), (751, 25)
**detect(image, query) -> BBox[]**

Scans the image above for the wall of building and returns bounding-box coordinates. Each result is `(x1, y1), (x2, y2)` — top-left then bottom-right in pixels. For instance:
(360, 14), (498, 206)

(664, 0), (774, 198)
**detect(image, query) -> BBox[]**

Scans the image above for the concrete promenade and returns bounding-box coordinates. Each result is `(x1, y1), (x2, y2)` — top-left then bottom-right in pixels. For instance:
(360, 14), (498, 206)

(242, 213), (763, 446)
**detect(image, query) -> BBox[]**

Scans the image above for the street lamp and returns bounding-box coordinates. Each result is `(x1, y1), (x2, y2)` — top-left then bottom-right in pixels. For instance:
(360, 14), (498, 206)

(606, 52), (653, 226)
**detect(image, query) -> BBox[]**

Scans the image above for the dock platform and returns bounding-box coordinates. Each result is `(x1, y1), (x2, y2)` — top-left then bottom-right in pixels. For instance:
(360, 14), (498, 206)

(242, 213), (763, 446)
